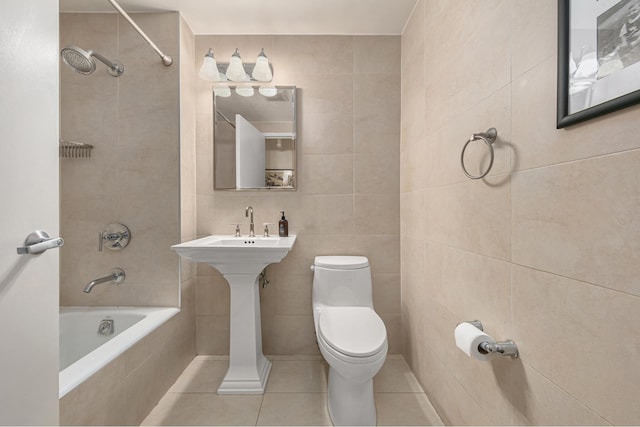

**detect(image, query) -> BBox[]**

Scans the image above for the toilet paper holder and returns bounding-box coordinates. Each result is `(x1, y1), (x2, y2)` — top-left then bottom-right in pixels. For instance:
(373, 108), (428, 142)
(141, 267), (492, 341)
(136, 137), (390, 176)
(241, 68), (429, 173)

(460, 320), (519, 359)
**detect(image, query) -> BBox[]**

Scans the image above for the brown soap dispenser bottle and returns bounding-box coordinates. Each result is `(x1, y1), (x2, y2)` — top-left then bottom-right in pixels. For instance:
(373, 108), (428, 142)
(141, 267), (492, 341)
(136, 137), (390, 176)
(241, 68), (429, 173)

(278, 211), (289, 237)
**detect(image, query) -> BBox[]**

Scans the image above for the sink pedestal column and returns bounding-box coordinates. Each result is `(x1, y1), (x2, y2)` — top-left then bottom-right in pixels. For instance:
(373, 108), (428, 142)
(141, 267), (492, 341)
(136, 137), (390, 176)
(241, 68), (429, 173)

(217, 272), (271, 394)
(172, 235), (297, 394)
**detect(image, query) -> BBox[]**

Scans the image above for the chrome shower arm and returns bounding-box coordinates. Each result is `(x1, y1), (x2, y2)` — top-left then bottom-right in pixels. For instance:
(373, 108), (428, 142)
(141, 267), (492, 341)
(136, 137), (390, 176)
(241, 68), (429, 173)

(106, 0), (173, 66)
(89, 51), (124, 74)
(90, 51), (114, 67)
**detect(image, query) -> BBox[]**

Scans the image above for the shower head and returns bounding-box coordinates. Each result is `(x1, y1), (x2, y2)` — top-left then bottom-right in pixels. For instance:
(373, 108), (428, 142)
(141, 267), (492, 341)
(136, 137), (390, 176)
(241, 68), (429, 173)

(61, 46), (124, 77)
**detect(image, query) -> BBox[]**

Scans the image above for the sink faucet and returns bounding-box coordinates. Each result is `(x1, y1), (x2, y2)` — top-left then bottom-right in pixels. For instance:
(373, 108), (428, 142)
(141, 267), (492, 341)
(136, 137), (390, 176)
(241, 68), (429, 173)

(83, 268), (125, 293)
(245, 206), (255, 237)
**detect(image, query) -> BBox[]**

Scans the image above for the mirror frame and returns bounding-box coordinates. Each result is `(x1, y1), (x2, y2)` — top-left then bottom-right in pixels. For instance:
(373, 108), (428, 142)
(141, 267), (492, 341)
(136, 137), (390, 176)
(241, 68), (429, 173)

(213, 85), (297, 191)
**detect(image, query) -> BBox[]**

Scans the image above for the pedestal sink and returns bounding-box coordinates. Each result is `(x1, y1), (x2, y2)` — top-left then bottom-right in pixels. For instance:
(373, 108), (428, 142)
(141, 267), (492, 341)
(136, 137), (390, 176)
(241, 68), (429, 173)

(172, 235), (296, 394)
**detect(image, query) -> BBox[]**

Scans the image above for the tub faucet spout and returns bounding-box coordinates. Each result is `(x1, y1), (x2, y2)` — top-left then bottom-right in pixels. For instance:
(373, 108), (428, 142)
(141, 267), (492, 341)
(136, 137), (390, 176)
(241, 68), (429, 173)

(83, 268), (125, 293)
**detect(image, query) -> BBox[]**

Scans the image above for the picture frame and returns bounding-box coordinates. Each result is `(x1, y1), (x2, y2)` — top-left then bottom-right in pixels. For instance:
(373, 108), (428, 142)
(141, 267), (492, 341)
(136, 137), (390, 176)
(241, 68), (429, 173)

(265, 169), (295, 188)
(557, 0), (640, 128)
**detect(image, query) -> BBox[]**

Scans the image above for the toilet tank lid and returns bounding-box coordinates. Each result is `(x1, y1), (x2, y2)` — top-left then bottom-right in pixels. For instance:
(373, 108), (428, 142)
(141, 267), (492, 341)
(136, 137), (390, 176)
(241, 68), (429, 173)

(314, 256), (369, 269)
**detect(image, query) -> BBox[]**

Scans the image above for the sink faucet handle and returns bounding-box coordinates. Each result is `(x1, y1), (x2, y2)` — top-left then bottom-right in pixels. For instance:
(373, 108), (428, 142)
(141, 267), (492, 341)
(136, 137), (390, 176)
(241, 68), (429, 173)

(229, 224), (242, 237)
(263, 223), (277, 237)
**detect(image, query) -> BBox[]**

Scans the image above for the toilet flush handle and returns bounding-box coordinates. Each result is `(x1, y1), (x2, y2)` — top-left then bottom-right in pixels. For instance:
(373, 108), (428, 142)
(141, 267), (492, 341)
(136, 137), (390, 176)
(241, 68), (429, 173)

(310, 265), (315, 272)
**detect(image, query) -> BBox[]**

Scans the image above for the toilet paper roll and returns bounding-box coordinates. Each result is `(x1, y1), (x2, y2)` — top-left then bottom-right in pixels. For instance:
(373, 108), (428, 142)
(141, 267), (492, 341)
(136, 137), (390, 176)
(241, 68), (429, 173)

(454, 322), (495, 361)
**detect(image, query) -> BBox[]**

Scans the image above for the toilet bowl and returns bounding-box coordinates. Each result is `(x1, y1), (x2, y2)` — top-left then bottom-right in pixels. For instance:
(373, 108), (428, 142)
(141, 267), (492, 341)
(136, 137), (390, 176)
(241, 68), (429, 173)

(312, 256), (388, 426)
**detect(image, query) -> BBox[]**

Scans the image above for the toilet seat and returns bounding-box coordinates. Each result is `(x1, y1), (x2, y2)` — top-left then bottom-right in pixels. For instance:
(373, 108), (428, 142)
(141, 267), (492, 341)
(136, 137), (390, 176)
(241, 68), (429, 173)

(318, 307), (387, 359)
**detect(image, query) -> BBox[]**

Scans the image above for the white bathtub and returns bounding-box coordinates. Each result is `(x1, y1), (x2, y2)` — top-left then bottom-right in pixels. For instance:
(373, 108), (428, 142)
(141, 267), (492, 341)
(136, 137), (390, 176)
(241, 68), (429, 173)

(59, 306), (179, 398)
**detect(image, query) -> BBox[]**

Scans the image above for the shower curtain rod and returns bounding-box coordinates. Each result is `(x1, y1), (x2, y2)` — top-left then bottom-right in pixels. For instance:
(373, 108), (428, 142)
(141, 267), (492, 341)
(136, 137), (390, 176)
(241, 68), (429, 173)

(106, 0), (173, 66)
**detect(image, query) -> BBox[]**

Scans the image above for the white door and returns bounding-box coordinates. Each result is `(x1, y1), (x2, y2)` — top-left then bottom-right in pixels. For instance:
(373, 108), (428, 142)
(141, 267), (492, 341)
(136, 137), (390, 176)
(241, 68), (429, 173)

(236, 114), (266, 188)
(0, 0), (60, 424)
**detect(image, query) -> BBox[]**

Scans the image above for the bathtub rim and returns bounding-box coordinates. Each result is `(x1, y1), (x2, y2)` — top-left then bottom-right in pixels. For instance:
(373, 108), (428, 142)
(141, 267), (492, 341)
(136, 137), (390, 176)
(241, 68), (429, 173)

(59, 306), (179, 398)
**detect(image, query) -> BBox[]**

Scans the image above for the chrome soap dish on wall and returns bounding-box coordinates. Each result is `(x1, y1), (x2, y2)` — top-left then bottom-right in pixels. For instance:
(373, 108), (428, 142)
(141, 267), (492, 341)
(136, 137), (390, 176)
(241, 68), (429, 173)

(59, 139), (93, 158)
(460, 127), (497, 180)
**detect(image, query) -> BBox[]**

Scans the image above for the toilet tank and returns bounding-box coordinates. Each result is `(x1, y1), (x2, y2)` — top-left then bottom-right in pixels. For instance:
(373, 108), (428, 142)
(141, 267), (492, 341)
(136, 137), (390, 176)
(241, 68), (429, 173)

(312, 256), (373, 309)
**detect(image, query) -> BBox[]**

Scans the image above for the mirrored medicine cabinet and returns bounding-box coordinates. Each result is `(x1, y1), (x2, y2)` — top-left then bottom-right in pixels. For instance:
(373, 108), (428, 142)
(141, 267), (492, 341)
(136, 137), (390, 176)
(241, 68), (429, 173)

(213, 86), (297, 190)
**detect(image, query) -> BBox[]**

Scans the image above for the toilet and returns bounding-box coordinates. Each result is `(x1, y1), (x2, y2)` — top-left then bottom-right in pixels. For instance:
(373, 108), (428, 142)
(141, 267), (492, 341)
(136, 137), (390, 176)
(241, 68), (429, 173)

(311, 256), (388, 426)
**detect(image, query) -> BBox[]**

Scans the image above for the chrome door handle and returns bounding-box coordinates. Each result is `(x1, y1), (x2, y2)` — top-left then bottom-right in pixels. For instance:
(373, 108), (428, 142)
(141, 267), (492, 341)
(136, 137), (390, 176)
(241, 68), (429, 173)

(16, 230), (64, 255)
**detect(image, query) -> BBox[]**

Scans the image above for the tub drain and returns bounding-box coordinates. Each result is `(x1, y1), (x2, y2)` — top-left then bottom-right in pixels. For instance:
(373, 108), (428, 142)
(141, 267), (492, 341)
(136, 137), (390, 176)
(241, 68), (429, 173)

(97, 319), (114, 335)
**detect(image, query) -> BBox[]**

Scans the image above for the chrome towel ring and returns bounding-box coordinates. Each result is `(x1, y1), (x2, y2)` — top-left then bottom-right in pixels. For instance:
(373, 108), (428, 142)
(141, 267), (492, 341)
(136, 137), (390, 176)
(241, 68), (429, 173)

(460, 127), (497, 180)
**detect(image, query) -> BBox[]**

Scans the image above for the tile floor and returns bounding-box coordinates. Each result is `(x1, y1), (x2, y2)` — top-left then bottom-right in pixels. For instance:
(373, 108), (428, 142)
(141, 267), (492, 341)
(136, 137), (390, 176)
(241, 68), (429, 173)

(142, 354), (443, 426)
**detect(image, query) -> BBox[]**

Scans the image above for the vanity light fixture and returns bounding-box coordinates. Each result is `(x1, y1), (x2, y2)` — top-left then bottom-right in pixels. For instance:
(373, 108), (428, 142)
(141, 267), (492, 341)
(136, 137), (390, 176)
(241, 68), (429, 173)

(199, 47), (274, 84)
(226, 48), (249, 81)
(199, 48), (223, 81)
(252, 48), (273, 82)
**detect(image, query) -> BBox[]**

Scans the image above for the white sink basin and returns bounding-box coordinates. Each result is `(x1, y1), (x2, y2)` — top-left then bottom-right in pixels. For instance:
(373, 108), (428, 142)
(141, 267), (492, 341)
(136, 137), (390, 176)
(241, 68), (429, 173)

(172, 235), (296, 274)
(219, 237), (279, 246)
(171, 234), (296, 395)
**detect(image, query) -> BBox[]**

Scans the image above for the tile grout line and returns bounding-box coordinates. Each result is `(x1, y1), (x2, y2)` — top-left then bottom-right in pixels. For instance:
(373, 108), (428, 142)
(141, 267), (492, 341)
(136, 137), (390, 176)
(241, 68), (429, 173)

(147, 355), (438, 425)
(254, 393), (265, 427)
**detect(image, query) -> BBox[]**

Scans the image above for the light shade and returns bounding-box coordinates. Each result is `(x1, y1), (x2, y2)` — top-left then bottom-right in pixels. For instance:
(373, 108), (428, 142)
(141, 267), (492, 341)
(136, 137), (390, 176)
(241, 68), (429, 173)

(235, 86), (255, 97)
(252, 48), (273, 82)
(226, 48), (249, 81)
(214, 87), (231, 97)
(199, 48), (223, 82)
(258, 86), (277, 97)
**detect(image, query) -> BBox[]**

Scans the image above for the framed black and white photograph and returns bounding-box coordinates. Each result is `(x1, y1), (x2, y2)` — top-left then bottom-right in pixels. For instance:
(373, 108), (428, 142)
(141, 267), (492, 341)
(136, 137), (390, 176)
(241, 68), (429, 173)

(557, 0), (640, 128)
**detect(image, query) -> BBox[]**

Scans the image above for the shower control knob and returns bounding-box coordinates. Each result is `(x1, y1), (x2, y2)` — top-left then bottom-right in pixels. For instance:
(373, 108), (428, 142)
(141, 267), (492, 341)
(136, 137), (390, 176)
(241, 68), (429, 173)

(99, 223), (131, 251)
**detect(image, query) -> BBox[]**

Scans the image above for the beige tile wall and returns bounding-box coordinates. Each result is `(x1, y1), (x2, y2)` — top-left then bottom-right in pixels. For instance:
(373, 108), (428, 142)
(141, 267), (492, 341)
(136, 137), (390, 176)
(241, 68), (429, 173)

(179, 15), (198, 288)
(59, 13), (196, 424)
(178, 11), (198, 373)
(60, 12), (182, 307)
(194, 35), (402, 355)
(401, 0), (640, 425)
